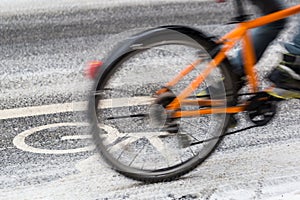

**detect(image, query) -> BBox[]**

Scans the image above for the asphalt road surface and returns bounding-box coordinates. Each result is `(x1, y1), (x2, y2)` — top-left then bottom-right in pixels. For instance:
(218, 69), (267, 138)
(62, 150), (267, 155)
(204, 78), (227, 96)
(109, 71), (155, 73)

(1, 0), (300, 199)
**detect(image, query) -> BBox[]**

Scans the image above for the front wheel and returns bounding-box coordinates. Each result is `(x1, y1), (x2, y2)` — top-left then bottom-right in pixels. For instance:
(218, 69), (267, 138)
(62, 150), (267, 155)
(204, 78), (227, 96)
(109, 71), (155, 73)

(89, 26), (236, 183)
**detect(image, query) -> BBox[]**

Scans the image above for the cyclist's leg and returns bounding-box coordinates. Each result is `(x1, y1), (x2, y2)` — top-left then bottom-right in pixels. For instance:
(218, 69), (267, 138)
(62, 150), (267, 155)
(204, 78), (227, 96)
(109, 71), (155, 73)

(230, 0), (287, 77)
(197, 0), (287, 101)
(268, 22), (300, 96)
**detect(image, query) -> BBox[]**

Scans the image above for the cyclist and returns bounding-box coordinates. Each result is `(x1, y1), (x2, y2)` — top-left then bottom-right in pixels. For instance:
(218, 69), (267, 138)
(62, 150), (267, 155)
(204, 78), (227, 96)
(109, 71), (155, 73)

(221, 0), (300, 97)
(268, 26), (300, 97)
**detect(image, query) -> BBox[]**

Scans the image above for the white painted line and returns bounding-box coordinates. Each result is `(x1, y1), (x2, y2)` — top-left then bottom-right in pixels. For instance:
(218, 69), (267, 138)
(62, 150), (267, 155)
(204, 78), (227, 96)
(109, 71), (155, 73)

(0, 102), (87, 120)
(98, 96), (153, 109)
(61, 135), (92, 141)
(0, 96), (153, 120)
(13, 122), (95, 154)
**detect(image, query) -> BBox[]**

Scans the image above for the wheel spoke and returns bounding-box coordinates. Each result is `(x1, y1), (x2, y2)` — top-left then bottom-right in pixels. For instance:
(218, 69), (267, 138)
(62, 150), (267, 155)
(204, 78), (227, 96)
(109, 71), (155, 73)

(90, 40), (233, 182)
(147, 136), (180, 167)
(109, 136), (138, 155)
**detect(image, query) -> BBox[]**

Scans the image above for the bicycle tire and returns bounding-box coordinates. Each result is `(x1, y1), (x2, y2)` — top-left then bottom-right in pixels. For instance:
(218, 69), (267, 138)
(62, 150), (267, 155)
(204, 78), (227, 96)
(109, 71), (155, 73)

(89, 25), (238, 183)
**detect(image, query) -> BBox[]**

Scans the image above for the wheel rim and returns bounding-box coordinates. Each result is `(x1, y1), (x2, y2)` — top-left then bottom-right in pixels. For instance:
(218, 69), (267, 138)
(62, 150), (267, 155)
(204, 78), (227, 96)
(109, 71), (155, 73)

(91, 42), (229, 177)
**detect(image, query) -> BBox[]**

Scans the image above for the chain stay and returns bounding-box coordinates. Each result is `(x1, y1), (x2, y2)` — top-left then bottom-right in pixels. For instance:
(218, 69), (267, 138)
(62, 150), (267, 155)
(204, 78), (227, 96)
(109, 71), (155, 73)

(190, 92), (282, 146)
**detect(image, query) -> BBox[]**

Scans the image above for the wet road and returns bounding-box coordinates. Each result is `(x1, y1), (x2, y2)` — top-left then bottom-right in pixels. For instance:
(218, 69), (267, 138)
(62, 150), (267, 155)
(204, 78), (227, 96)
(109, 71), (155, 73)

(1, 0), (300, 199)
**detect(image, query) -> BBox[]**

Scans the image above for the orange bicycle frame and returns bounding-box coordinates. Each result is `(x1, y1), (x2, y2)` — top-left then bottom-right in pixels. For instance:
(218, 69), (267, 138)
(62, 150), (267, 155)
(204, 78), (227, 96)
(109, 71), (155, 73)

(163, 4), (300, 118)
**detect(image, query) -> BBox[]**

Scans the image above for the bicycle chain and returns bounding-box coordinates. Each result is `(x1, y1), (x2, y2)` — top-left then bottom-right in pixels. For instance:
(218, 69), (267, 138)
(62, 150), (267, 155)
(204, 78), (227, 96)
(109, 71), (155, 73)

(190, 91), (283, 146)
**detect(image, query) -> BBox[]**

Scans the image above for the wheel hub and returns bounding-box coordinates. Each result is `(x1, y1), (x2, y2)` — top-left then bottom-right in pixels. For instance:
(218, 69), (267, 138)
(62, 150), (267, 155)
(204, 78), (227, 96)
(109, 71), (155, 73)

(149, 92), (179, 133)
(149, 104), (167, 128)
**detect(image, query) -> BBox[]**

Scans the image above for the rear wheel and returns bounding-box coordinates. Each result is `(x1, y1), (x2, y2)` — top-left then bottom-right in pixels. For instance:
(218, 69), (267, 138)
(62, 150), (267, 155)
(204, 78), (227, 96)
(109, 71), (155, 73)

(89, 29), (236, 182)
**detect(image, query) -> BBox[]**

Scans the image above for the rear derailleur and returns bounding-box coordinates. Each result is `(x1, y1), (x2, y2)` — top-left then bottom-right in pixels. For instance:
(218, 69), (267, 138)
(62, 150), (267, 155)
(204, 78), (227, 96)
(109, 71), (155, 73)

(149, 91), (191, 147)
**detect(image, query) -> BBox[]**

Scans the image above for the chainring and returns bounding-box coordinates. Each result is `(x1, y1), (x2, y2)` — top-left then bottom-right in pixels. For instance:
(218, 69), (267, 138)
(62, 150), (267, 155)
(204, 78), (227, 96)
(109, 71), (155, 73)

(246, 92), (279, 126)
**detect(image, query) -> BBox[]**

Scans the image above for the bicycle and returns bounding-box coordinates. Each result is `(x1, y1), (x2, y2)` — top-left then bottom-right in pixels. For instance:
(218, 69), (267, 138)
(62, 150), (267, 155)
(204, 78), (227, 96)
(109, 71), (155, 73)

(87, 1), (300, 183)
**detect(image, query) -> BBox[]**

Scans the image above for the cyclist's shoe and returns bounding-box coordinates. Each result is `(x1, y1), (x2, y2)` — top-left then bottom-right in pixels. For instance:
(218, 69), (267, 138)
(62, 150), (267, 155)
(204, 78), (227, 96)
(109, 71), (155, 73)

(268, 53), (300, 99)
(281, 53), (300, 74)
(267, 87), (300, 99)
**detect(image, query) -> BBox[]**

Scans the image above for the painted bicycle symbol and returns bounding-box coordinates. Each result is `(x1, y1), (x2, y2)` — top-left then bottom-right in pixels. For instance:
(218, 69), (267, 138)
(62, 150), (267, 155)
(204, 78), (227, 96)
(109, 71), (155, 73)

(13, 122), (96, 154)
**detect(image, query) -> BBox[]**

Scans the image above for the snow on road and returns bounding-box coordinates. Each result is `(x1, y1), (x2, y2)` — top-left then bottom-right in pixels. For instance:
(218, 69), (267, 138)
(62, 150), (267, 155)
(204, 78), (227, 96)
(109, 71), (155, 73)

(0, 0), (211, 15)
(1, 138), (300, 199)
(1, 0), (299, 199)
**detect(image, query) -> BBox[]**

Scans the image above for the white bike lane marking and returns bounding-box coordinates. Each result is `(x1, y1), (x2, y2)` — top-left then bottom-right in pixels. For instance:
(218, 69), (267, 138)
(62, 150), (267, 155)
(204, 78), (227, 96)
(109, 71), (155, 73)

(0, 102), (87, 120)
(9, 98), (181, 158)
(0, 96), (152, 120)
(12, 121), (179, 157)
(12, 122), (94, 154)
(5, 96), (154, 154)
(12, 122), (132, 154)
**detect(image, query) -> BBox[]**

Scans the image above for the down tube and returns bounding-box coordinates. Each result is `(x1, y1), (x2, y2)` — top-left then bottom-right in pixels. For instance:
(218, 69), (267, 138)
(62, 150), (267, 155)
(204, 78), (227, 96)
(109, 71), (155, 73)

(167, 48), (229, 110)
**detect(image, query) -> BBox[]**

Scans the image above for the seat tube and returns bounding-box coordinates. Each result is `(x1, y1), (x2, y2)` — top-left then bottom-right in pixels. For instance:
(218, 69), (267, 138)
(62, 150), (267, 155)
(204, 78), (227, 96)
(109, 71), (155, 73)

(242, 31), (259, 93)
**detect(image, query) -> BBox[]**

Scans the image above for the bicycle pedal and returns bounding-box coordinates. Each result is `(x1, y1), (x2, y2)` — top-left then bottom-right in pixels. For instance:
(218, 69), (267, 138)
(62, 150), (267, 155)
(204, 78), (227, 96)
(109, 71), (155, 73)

(228, 115), (238, 128)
